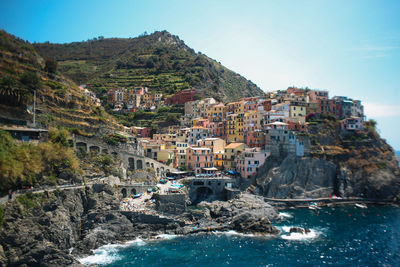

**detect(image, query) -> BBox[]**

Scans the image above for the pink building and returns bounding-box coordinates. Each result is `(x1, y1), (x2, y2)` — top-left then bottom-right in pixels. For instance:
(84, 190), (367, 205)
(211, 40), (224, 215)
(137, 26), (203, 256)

(307, 90), (329, 101)
(131, 126), (150, 138)
(341, 117), (364, 131)
(236, 148), (269, 178)
(186, 147), (214, 174)
(244, 101), (258, 112)
(193, 118), (211, 128)
(134, 87), (146, 95)
(245, 130), (265, 148)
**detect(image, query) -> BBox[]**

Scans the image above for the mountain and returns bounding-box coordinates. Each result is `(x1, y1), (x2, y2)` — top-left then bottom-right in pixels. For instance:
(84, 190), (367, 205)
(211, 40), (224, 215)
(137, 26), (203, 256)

(396, 151), (400, 166)
(33, 31), (264, 102)
(0, 30), (121, 135)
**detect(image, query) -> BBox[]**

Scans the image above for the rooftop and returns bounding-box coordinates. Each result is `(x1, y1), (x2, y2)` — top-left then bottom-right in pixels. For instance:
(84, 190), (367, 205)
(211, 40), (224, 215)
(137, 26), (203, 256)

(226, 142), (245, 149)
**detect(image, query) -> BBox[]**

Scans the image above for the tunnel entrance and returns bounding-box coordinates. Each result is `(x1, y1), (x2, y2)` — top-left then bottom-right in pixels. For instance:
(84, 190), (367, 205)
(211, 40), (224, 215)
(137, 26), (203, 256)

(194, 186), (214, 204)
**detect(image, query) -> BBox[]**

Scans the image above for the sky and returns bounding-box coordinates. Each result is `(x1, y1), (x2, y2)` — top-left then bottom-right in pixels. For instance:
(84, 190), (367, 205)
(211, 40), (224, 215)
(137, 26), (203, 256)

(0, 0), (399, 149)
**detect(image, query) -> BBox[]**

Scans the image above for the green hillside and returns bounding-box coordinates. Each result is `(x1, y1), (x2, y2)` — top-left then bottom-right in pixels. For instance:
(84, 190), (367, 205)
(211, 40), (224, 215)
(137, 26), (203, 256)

(0, 30), (121, 135)
(34, 31), (264, 102)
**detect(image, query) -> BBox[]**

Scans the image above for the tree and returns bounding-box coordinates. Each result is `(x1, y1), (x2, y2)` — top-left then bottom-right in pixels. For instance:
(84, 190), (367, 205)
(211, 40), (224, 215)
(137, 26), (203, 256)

(44, 58), (58, 73)
(145, 59), (155, 68)
(165, 114), (179, 124)
(20, 71), (40, 89)
(48, 127), (70, 147)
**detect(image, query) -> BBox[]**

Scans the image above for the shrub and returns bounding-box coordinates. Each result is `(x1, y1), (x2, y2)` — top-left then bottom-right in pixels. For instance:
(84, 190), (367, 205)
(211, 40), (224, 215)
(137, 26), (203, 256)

(0, 130), (80, 195)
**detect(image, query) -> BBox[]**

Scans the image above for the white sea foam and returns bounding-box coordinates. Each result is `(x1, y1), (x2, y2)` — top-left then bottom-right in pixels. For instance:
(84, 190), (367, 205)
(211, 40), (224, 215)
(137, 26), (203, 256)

(279, 212), (293, 219)
(78, 245), (122, 265)
(78, 237), (146, 265)
(280, 226), (321, 241)
(155, 234), (179, 240)
(213, 230), (255, 237)
(125, 237), (147, 246)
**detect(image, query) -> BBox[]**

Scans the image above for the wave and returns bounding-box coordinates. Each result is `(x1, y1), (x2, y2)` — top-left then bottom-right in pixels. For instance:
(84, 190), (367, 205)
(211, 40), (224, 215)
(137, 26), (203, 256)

(280, 226), (322, 241)
(78, 237), (146, 265)
(154, 234), (179, 240)
(212, 230), (256, 237)
(278, 212), (293, 219)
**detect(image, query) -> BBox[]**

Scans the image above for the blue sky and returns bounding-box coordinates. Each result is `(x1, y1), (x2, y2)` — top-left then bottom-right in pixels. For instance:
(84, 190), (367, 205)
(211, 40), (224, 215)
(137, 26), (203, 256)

(1, 0), (399, 149)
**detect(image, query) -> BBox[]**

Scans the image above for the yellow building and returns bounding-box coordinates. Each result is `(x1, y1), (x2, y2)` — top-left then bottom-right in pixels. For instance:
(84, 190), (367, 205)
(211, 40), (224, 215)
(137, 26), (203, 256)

(223, 142), (246, 170)
(226, 101), (244, 114)
(226, 113), (245, 143)
(196, 137), (226, 153)
(214, 151), (225, 170)
(227, 114), (237, 143)
(157, 148), (174, 165)
(206, 103), (226, 122)
(289, 102), (306, 123)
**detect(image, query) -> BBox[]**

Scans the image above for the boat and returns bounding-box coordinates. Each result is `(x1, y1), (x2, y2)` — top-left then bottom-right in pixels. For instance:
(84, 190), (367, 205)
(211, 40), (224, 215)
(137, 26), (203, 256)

(355, 203), (367, 209)
(133, 193), (143, 199)
(309, 202), (320, 210)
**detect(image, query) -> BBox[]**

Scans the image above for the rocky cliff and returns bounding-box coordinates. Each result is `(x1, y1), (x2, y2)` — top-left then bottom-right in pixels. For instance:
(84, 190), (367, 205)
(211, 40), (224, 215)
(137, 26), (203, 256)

(256, 119), (400, 201)
(0, 185), (279, 266)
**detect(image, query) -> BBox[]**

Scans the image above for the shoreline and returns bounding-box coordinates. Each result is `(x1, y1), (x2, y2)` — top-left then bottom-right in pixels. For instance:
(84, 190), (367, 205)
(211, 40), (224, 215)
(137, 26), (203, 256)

(264, 197), (398, 209)
(75, 200), (399, 265)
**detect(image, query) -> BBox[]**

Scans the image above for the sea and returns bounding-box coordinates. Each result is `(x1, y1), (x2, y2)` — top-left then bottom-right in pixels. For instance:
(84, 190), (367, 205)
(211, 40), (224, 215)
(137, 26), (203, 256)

(79, 205), (400, 267)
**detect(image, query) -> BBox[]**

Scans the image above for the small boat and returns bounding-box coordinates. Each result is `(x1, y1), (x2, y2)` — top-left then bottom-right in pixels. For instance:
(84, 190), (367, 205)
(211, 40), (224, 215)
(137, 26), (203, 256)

(133, 193), (143, 199)
(309, 202), (320, 210)
(355, 203), (367, 209)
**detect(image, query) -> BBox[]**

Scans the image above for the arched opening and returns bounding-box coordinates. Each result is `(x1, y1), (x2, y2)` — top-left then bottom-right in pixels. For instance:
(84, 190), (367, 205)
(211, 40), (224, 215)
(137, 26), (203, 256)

(146, 162), (150, 168)
(76, 142), (87, 153)
(131, 188), (136, 195)
(128, 158), (135, 171)
(157, 168), (160, 175)
(151, 163), (154, 168)
(136, 159), (143, 170)
(194, 187), (214, 204)
(89, 146), (100, 154)
(121, 188), (127, 198)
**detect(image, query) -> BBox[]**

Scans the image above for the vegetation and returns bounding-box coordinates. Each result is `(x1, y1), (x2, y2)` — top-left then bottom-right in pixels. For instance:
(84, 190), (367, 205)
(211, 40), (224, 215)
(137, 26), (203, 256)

(34, 31), (264, 102)
(103, 133), (128, 145)
(0, 129), (80, 195)
(0, 205), (4, 226)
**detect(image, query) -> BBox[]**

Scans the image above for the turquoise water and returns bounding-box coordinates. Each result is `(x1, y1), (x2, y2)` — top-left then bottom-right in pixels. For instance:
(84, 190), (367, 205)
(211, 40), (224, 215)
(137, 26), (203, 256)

(80, 205), (400, 267)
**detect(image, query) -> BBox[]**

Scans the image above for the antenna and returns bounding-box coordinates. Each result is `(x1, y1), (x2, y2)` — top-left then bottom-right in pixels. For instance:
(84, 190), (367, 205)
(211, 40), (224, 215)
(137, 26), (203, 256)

(33, 90), (36, 128)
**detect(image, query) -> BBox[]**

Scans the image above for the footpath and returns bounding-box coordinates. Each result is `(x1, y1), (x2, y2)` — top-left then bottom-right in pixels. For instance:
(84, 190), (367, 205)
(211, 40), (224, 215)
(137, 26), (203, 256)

(0, 184), (91, 205)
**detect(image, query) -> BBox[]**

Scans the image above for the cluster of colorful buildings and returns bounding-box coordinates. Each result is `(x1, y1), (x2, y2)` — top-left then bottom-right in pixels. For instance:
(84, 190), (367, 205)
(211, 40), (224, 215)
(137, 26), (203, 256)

(107, 87), (163, 111)
(79, 85), (101, 106)
(126, 87), (365, 178)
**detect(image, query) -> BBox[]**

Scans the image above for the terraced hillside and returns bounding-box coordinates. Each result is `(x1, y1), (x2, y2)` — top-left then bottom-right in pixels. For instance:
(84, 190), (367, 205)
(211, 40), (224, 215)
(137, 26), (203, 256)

(0, 30), (121, 135)
(34, 31), (264, 102)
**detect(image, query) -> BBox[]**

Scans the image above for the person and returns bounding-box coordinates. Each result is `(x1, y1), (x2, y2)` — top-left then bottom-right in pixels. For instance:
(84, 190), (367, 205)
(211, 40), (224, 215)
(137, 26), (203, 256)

(8, 189), (13, 200)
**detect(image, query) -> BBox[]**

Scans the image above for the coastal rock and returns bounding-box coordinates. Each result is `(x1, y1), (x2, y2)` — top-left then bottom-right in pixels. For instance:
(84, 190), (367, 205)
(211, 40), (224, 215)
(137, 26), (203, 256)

(198, 193), (279, 234)
(230, 212), (278, 234)
(289, 227), (310, 235)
